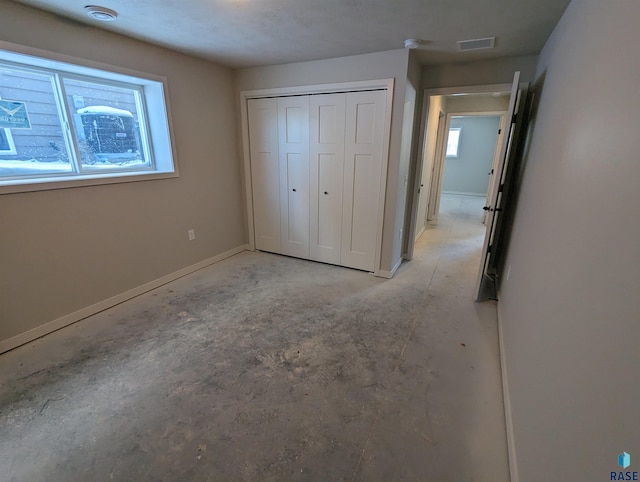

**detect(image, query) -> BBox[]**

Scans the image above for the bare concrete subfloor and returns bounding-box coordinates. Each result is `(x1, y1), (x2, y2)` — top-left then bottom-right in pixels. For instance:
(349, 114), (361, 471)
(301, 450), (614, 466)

(0, 194), (509, 482)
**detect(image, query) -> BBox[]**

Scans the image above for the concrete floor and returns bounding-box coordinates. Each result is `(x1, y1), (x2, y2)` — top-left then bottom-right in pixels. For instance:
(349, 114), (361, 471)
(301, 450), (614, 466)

(0, 194), (509, 482)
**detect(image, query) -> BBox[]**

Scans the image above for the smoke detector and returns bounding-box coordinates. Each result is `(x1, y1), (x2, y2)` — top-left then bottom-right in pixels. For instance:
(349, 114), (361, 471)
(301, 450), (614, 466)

(457, 37), (496, 51)
(404, 39), (421, 50)
(84, 5), (118, 21)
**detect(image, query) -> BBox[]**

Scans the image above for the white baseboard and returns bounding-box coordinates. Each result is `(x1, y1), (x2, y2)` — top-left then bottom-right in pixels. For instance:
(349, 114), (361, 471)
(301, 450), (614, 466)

(375, 256), (404, 279)
(0, 244), (250, 355)
(496, 296), (519, 482)
(442, 190), (486, 197)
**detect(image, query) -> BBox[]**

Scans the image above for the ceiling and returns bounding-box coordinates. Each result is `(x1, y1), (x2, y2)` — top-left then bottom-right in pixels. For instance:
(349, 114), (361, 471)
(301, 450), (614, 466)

(13, 0), (571, 69)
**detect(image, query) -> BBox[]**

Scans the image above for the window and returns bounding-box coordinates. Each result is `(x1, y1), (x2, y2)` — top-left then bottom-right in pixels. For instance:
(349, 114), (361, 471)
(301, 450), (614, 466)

(0, 128), (17, 155)
(446, 127), (462, 158)
(0, 43), (176, 193)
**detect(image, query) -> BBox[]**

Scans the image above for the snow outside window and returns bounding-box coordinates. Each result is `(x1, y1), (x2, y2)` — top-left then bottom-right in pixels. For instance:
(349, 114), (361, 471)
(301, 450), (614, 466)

(0, 45), (176, 193)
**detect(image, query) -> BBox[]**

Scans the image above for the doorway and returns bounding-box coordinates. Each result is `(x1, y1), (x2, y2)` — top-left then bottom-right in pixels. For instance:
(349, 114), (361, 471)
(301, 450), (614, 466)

(440, 113), (504, 216)
(406, 86), (512, 261)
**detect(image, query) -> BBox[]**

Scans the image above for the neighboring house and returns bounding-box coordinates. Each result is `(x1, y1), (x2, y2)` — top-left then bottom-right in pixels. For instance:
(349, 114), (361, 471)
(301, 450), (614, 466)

(0, 69), (139, 163)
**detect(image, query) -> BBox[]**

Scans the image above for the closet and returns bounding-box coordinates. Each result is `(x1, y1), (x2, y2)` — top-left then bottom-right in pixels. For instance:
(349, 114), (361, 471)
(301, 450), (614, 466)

(247, 89), (387, 272)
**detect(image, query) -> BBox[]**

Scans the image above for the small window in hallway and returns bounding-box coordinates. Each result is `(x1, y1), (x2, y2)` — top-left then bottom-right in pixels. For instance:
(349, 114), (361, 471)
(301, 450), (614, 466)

(446, 127), (461, 157)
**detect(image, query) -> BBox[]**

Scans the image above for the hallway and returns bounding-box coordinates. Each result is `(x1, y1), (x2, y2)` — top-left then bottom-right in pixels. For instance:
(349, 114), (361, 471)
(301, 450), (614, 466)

(0, 194), (508, 481)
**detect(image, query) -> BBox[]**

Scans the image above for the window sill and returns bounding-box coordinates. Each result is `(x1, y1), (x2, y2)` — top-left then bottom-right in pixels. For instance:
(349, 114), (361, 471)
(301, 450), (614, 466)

(0, 169), (179, 194)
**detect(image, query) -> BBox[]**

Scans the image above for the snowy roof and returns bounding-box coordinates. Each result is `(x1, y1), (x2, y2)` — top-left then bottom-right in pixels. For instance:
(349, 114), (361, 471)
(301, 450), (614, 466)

(77, 106), (133, 117)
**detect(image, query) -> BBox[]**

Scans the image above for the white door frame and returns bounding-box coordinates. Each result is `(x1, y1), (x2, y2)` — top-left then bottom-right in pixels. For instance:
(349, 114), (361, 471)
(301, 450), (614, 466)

(427, 112), (452, 224)
(239, 78), (394, 276)
(405, 82), (518, 261)
(412, 110), (443, 244)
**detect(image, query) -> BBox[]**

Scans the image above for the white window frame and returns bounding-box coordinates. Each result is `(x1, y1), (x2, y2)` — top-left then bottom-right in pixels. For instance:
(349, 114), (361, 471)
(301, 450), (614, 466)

(0, 41), (178, 194)
(59, 73), (154, 173)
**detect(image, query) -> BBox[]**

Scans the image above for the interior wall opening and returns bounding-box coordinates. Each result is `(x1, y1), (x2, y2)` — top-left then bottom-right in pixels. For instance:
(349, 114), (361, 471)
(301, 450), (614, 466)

(405, 83), (516, 264)
(441, 114), (504, 222)
(405, 73), (529, 302)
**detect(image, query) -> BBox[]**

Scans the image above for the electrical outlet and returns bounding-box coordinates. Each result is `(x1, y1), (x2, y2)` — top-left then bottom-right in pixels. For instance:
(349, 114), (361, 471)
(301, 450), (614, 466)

(188, 229), (195, 241)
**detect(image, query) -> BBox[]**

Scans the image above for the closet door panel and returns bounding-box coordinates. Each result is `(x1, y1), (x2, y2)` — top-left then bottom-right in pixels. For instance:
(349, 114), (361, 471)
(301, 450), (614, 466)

(309, 94), (346, 264)
(349, 153), (374, 254)
(342, 90), (386, 271)
(248, 98), (280, 253)
(278, 96), (310, 259)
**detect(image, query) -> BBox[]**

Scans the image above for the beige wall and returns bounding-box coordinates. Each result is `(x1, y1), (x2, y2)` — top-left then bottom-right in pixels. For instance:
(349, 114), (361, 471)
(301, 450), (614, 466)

(422, 55), (538, 90)
(499, 1), (640, 480)
(0, 1), (245, 344)
(235, 49), (412, 271)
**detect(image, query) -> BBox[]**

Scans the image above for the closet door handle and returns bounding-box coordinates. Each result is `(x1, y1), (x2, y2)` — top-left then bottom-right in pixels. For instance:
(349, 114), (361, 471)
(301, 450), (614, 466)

(324, 191), (328, 195)
(292, 188), (297, 192)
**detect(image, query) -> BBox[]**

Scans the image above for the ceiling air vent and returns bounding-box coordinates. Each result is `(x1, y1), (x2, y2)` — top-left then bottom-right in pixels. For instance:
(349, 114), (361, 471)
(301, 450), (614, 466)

(457, 37), (496, 51)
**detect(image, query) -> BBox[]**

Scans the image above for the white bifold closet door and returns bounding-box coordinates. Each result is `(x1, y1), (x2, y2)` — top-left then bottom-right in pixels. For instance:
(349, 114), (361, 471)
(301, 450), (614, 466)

(309, 93), (346, 265)
(247, 89), (386, 272)
(341, 90), (386, 271)
(247, 98), (280, 253)
(278, 96), (310, 259)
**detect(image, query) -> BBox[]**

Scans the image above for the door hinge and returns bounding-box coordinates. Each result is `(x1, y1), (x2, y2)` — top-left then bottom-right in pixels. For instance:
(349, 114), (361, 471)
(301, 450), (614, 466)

(498, 183), (504, 192)
(511, 113), (517, 124)
(498, 129), (501, 135)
